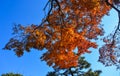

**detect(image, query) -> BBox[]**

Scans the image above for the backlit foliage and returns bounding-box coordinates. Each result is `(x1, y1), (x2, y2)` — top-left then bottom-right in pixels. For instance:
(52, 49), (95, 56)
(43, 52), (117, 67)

(47, 57), (102, 76)
(4, 0), (114, 69)
(99, 29), (120, 68)
(98, 0), (120, 68)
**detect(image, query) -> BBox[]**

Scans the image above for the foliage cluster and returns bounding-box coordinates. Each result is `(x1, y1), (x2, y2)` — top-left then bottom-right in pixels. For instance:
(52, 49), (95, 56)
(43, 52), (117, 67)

(4, 0), (120, 69)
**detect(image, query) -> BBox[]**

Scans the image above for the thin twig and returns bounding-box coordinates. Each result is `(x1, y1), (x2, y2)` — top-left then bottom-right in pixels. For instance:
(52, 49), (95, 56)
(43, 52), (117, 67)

(105, 0), (120, 63)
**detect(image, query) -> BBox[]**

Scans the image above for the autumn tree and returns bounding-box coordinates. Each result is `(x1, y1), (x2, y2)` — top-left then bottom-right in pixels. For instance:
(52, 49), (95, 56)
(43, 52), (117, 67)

(46, 56), (102, 76)
(1, 73), (23, 76)
(4, 0), (120, 69)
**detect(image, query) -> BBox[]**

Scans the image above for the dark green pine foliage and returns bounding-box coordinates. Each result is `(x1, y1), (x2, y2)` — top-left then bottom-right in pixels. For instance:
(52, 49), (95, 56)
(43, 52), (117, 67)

(1, 73), (23, 76)
(46, 57), (102, 76)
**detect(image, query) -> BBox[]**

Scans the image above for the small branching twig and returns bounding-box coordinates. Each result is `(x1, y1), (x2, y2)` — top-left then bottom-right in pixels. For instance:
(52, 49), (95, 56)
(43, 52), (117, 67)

(105, 0), (120, 63)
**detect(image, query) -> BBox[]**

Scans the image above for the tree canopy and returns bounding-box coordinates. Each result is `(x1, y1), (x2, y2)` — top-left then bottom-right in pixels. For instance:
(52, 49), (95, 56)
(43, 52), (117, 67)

(1, 73), (23, 76)
(4, 0), (120, 69)
(46, 56), (102, 76)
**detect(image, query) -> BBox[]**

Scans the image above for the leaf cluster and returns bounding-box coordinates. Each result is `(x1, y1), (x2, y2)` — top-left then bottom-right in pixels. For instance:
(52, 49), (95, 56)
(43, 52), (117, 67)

(1, 73), (23, 76)
(46, 56), (102, 76)
(4, 0), (113, 69)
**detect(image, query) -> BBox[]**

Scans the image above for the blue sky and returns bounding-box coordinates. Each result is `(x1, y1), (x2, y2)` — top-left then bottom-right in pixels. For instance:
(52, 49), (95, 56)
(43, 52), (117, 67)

(0, 0), (120, 76)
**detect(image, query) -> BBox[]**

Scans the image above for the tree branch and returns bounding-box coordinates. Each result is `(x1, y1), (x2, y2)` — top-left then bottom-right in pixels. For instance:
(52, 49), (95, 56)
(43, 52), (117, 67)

(69, 68), (74, 76)
(105, 0), (120, 41)
(105, 0), (120, 63)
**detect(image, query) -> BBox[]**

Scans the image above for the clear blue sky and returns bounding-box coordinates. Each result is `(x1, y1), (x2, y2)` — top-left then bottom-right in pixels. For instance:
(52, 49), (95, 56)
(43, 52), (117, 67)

(0, 0), (120, 76)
